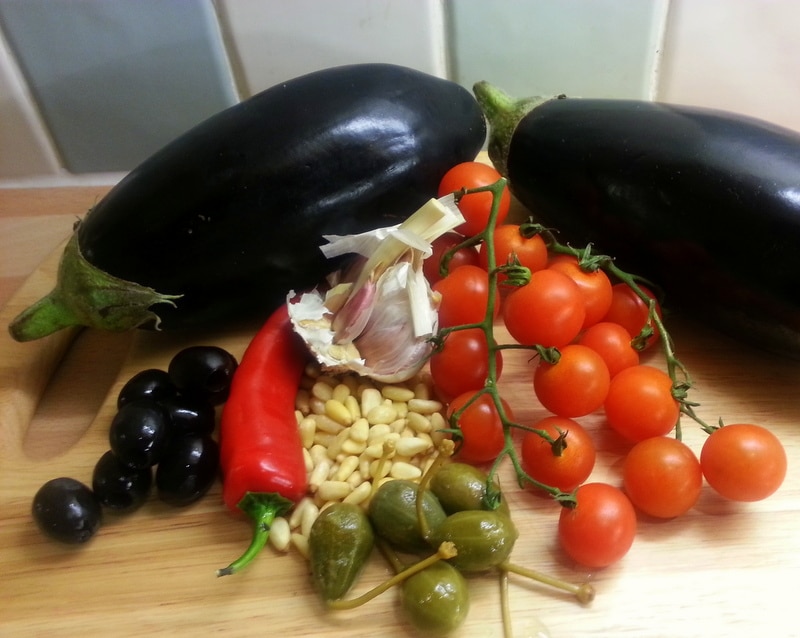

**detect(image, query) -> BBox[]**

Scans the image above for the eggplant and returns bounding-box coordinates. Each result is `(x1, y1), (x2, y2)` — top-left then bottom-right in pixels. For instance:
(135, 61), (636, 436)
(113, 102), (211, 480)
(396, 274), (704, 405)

(474, 81), (800, 359)
(9, 64), (485, 341)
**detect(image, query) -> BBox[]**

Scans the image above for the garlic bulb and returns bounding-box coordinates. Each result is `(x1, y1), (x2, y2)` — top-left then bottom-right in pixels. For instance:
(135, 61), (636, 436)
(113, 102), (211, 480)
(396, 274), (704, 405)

(288, 195), (463, 383)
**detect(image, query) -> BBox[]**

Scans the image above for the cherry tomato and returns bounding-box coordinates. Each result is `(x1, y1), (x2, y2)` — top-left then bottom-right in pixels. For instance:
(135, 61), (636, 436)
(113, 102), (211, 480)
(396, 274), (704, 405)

(430, 328), (503, 401)
(547, 255), (613, 329)
(433, 265), (498, 328)
(622, 437), (702, 518)
(602, 283), (662, 350)
(423, 232), (480, 284)
(533, 345), (610, 418)
(521, 416), (596, 493)
(558, 482), (637, 568)
(438, 162), (511, 237)
(577, 321), (640, 378)
(503, 269), (585, 347)
(604, 365), (679, 442)
(700, 424), (787, 502)
(447, 391), (512, 464)
(479, 224), (548, 285)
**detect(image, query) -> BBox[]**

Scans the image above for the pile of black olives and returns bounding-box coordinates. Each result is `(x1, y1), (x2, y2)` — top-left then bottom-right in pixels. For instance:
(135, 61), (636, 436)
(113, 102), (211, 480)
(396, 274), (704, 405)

(31, 345), (237, 545)
(309, 461), (516, 636)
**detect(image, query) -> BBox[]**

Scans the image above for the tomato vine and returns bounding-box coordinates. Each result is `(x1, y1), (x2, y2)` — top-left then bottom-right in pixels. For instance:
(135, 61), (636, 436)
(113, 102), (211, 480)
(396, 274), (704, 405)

(432, 177), (719, 507)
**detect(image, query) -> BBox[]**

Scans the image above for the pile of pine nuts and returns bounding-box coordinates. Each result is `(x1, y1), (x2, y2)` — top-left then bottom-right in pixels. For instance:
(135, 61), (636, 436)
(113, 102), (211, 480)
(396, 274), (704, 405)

(268, 361), (448, 557)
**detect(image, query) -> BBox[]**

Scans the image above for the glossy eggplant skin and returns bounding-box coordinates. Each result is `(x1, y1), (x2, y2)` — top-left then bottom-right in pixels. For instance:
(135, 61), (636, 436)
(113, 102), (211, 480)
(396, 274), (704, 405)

(475, 82), (800, 358)
(10, 64), (484, 340)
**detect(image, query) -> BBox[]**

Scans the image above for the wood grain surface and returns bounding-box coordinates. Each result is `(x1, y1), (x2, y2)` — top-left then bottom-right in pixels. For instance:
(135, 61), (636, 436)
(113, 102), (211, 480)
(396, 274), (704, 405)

(1, 185), (799, 638)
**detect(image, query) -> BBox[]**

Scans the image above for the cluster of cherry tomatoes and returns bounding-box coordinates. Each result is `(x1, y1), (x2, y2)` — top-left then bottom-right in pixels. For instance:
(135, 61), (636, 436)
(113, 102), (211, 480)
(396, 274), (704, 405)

(426, 161), (788, 569)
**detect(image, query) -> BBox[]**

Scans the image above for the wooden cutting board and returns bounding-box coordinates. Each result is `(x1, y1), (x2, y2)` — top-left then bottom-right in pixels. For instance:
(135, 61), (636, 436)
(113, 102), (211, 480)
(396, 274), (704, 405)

(1, 186), (800, 638)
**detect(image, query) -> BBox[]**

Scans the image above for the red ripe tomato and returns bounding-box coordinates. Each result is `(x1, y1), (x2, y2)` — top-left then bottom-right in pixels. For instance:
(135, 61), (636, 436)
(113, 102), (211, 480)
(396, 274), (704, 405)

(577, 321), (640, 378)
(558, 482), (637, 568)
(430, 328), (503, 401)
(433, 265), (498, 328)
(503, 269), (585, 347)
(700, 424), (787, 502)
(622, 437), (702, 518)
(479, 224), (548, 284)
(533, 345), (610, 418)
(438, 162), (511, 237)
(547, 255), (613, 329)
(602, 283), (662, 350)
(604, 365), (679, 442)
(521, 416), (596, 493)
(447, 391), (512, 464)
(423, 232), (480, 284)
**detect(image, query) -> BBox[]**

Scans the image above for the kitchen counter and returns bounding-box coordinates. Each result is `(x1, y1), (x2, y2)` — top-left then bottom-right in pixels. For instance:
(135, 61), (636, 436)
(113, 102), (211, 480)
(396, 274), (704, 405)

(1, 185), (799, 638)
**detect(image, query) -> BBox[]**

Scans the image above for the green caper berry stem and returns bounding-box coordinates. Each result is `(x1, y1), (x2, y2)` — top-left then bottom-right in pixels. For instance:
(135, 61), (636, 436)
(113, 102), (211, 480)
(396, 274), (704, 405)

(501, 561), (596, 605)
(326, 542), (457, 611)
(499, 569), (514, 638)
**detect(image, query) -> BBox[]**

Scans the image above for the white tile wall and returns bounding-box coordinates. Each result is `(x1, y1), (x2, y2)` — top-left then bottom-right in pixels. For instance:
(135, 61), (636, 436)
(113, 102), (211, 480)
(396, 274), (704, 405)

(0, 0), (798, 186)
(658, 0), (800, 133)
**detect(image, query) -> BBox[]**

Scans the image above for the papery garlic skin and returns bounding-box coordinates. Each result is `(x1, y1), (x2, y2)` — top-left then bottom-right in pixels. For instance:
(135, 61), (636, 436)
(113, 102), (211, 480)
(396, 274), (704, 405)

(287, 196), (462, 382)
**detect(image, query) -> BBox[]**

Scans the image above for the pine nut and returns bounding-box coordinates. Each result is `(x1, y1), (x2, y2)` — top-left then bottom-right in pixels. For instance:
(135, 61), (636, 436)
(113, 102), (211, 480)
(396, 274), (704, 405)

(345, 394), (361, 421)
(360, 388), (382, 417)
(342, 481), (372, 506)
(333, 455), (360, 482)
(291, 533), (309, 559)
(349, 417), (370, 443)
(325, 399), (353, 426)
(331, 383), (351, 404)
(406, 411), (432, 434)
(300, 501), (320, 537)
(311, 381), (334, 401)
(408, 398), (444, 414)
(268, 516), (291, 552)
(395, 436), (433, 458)
(381, 385), (415, 402)
(390, 461), (423, 480)
(367, 401), (398, 425)
(317, 480), (352, 502)
(299, 416), (316, 449)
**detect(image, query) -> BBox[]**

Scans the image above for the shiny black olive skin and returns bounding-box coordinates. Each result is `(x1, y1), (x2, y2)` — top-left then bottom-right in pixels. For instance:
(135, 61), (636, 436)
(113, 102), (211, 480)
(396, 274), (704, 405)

(32, 477), (102, 544)
(159, 394), (217, 436)
(116, 368), (177, 410)
(167, 345), (238, 405)
(108, 399), (172, 469)
(155, 434), (219, 506)
(92, 450), (153, 511)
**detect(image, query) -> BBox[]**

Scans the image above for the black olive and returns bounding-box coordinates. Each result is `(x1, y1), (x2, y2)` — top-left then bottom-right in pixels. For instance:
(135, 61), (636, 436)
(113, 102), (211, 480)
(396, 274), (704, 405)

(167, 346), (238, 405)
(109, 399), (171, 469)
(92, 450), (153, 511)
(116, 368), (177, 409)
(32, 477), (102, 544)
(159, 394), (216, 436)
(155, 434), (219, 506)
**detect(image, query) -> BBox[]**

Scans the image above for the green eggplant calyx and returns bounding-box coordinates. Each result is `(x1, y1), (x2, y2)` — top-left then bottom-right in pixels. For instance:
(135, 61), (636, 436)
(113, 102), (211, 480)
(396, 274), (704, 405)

(8, 232), (182, 342)
(472, 81), (552, 178)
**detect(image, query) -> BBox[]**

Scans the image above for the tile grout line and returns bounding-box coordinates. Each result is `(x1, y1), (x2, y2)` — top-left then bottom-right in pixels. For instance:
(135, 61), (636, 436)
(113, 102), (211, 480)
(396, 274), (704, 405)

(648, 0), (673, 101)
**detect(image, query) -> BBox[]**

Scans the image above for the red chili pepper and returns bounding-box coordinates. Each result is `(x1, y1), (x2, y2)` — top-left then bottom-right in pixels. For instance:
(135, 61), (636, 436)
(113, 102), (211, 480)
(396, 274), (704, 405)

(216, 303), (309, 576)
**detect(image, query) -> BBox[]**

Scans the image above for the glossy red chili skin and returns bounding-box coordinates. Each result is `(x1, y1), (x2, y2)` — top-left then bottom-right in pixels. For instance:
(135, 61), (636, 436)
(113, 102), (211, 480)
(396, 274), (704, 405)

(219, 304), (309, 512)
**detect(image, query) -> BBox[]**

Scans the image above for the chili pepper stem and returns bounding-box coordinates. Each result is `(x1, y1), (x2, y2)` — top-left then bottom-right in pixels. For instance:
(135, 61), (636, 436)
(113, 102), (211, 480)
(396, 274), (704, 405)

(216, 492), (293, 577)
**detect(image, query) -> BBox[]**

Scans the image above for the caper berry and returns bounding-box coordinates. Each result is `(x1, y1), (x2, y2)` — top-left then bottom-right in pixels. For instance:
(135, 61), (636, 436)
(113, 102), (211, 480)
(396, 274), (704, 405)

(401, 561), (470, 636)
(430, 462), (510, 517)
(309, 502), (374, 601)
(368, 479), (447, 553)
(432, 510), (518, 573)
